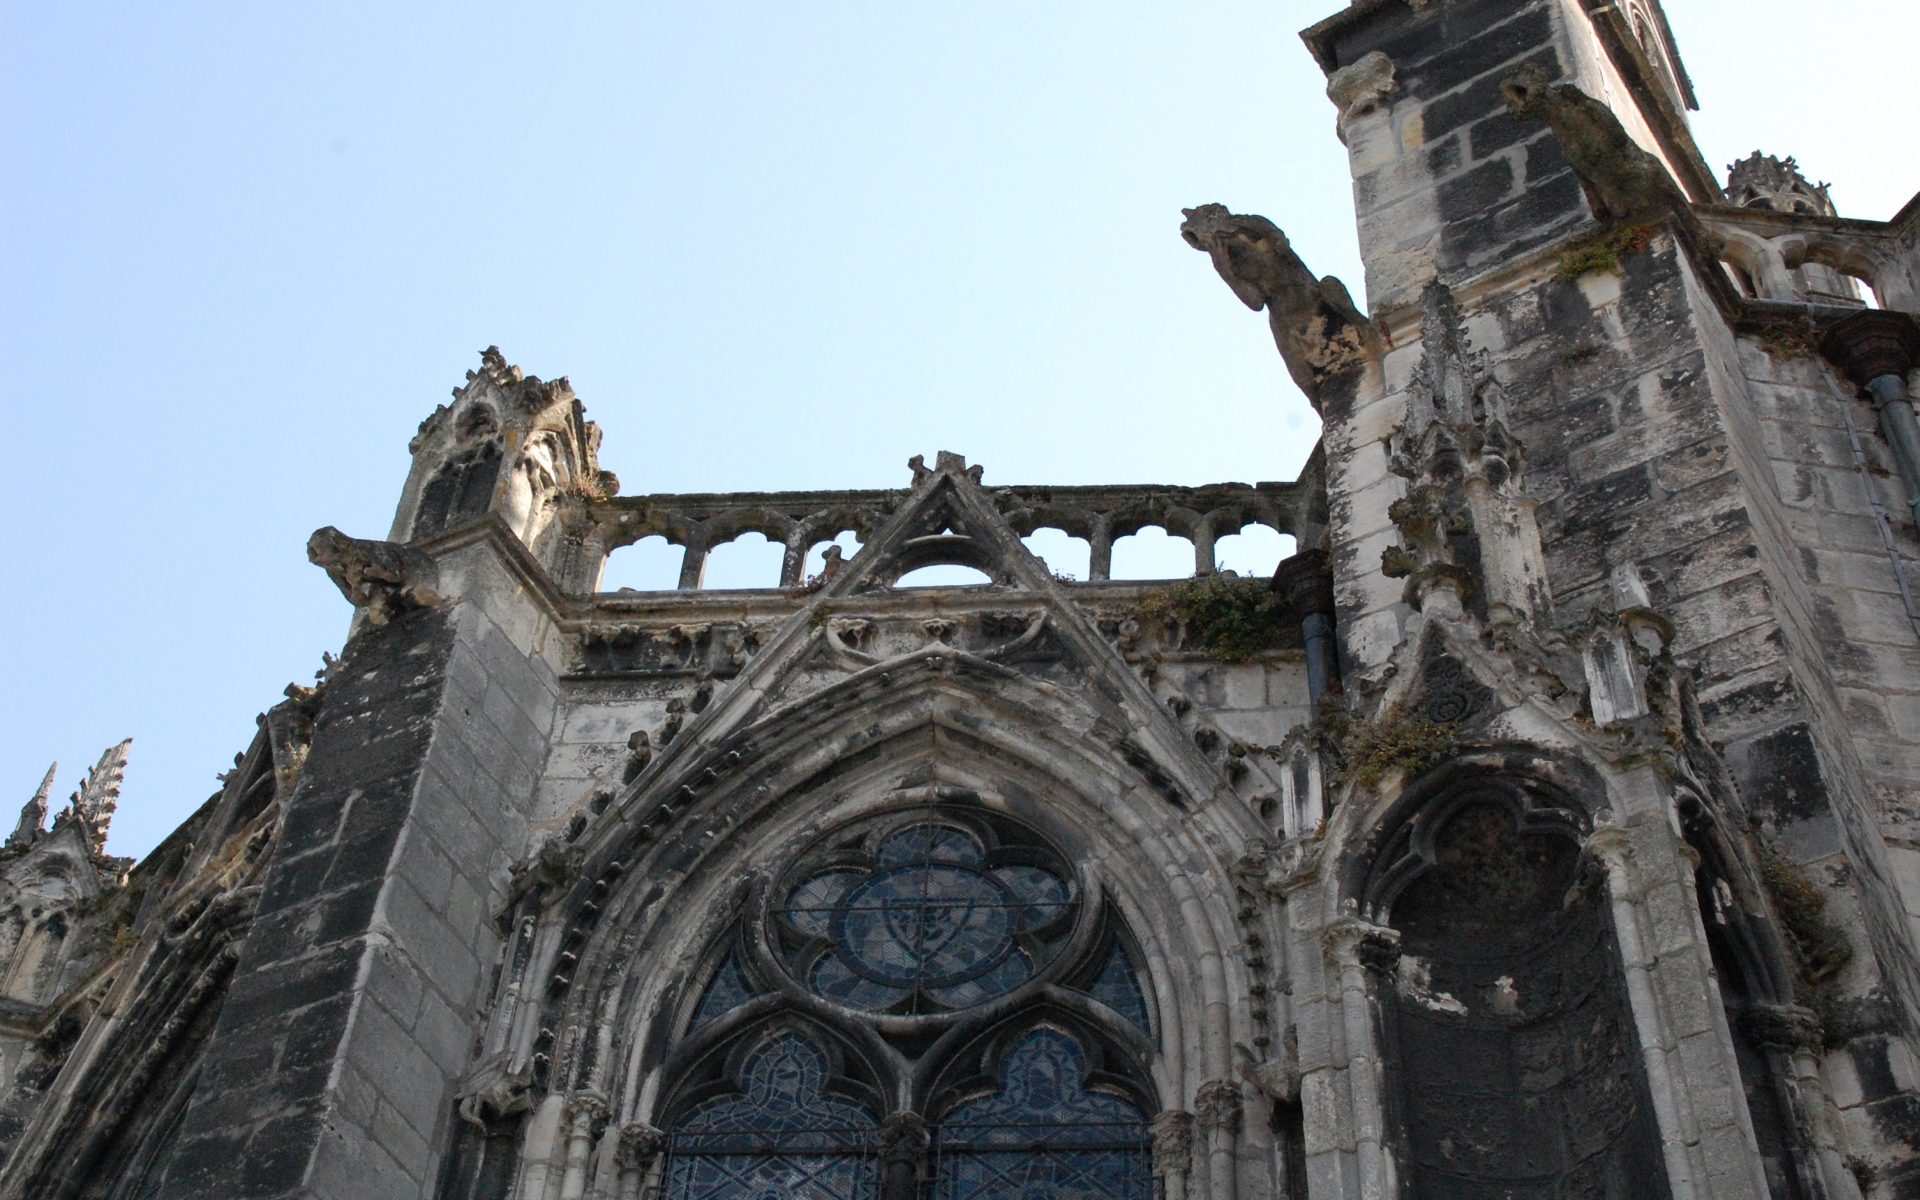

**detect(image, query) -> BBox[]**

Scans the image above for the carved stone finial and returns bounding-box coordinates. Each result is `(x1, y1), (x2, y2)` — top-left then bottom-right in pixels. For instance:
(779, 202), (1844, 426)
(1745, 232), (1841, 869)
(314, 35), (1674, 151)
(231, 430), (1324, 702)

(1725, 152), (1834, 217)
(10, 763), (54, 849)
(1500, 63), (1695, 230)
(1180, 203), (1375, 412)
(1193, 1079), (1243, 1135)
(307, 527), (444, 626)
(1325, 51), (1397, 143)
(67, 740), (130, 854)
(1149, 1109), (1194, 1174)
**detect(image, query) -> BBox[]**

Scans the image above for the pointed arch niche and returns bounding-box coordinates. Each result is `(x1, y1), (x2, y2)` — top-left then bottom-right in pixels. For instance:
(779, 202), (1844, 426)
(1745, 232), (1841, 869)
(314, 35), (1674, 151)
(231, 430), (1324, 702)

(1356, 769), (1672, 1200)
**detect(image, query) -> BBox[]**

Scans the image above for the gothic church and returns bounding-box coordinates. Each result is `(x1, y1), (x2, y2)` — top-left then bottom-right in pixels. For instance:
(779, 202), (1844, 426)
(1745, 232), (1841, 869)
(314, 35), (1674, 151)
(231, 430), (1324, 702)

(4, 1), (1920, 1197)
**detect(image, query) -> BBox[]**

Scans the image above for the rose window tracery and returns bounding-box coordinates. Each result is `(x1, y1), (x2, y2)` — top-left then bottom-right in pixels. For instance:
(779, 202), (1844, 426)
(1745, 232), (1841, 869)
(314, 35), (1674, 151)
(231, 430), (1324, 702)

(776, 823), (1074, 1013)
(654, 806), (1156, 1200)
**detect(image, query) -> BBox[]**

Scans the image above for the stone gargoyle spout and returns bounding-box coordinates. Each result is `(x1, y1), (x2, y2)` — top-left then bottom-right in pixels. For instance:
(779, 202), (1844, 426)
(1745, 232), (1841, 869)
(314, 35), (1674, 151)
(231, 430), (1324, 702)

(1181, 203), (1376, 412)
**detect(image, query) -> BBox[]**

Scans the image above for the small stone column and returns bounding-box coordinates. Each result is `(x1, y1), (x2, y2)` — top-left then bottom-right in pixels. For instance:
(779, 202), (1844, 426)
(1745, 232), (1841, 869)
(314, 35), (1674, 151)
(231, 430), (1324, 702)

(1150, 1109), (1195, 1200)
(1194, 1080), (1241, 1200)
(1744, 1005), (1865, 1200)
(559, 1092), (609, 1199)
(781, 528), (811, 588)
(1193, 519), (1218, 576)
(879, 1111), (929, 1200)
(1089, 515), (1114, 581)
(1323, 917), (1399, 1200)
(1585, 825), (1704, 1200)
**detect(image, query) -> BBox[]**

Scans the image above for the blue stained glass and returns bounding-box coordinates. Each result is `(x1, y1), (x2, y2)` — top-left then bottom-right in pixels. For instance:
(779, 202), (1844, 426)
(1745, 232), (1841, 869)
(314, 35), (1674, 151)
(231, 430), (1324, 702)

(666, 1034), (878, 1200)
(993, 865), (1072, 929)
(927, 948), (1031, 1010)
(877, 825), (985, 868)
(782, 828), (1070, 1012)
(1087, 943), (1151, 1035)
(690, 952), (757, 1031)
(933, 1029), (1151, 1200)
(784, 872), (860, 938)
(810, 953), (910, 1011)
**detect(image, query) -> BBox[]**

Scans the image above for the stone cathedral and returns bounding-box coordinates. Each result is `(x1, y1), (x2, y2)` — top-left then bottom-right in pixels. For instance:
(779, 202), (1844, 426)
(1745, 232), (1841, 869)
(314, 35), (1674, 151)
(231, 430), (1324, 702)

(6, 1), (1920, 1198)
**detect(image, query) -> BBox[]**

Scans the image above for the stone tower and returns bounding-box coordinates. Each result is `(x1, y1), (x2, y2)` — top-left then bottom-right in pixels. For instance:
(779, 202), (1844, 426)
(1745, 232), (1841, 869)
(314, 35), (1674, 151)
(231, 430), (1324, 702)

(2, 1), (1919, 1198)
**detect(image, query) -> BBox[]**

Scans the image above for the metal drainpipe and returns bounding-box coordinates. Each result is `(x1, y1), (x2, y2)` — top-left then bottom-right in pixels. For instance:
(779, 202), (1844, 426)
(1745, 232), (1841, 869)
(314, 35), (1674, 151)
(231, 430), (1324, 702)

(1825, 311), (1920, 527)
(1272, 548), (1340, 705)
(1866, 372), (1920, 527)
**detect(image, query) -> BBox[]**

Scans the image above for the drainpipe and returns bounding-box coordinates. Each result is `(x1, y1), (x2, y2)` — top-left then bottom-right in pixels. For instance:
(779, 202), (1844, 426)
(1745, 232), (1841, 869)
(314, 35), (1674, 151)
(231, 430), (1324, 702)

(1825, 311), (1920, 528)
(1273, 548), (1340, 704)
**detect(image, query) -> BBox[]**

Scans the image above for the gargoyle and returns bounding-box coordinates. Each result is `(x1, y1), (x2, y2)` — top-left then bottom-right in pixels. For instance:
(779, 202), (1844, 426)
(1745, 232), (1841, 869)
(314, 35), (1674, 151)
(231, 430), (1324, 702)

(456, 1053), (535, 1126)
(307, 527), (443, 626)
(1500, 64), (1698, 233)
(1181, 203), (1375, 412)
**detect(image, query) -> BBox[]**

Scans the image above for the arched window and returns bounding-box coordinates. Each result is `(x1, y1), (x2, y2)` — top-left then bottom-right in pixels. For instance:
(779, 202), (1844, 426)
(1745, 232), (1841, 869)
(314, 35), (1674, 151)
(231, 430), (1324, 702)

(931, 1027), (1151, 1200)
(664, 1032), (880, 1200)
(656, 804), (1156, 1200)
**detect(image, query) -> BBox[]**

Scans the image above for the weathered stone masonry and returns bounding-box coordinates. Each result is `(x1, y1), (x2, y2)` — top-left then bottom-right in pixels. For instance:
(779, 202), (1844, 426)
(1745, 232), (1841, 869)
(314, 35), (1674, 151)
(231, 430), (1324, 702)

(4, 1), (1920, 1198)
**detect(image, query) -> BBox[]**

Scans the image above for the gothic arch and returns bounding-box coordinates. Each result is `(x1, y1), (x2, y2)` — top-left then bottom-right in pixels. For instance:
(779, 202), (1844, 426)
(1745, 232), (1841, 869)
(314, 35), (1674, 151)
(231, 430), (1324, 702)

(467, 653), (1263, 1199)
(1329, 749), (1672, 1200)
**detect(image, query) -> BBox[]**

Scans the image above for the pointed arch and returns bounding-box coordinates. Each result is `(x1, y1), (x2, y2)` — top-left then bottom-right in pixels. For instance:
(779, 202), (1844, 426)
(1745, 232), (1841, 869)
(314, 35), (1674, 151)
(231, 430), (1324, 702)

(534, 653), (1257, 1127)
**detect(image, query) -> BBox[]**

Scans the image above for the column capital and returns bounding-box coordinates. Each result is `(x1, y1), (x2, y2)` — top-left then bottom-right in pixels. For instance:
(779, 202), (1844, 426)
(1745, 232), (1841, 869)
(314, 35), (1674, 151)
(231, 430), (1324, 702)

(1149, 1109), (1194, 1174)
(1323, 916), (1401, 975)
(1194, 1080), (1244, 1136)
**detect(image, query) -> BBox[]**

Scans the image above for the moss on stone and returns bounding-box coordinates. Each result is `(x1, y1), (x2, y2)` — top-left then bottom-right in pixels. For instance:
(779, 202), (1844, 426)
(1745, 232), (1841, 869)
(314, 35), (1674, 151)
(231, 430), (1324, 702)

(1756, 839), (1852, 990)
(1138, 575), (1296, 662)
(1554, 223), (1657, 282)
(1313, 696), (1458, 789)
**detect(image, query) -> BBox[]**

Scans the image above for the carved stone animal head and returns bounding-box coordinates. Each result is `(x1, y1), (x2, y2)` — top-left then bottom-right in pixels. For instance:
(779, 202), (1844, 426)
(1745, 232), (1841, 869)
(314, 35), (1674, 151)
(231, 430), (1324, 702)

(1499, 61), (1553, 120)
(1180, 203), (1293, 312)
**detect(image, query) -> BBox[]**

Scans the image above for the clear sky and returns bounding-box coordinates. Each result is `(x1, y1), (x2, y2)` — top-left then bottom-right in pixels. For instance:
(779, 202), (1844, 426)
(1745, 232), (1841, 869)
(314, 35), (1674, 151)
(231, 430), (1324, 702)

(2, 0), (1912, 859)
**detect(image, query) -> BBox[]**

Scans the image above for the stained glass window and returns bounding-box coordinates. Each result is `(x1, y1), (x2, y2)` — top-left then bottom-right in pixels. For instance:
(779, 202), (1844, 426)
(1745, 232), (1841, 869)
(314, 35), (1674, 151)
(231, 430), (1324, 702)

(1087, 942), (1151, 1035)
(690, 951), (757, 1031)
(779, 824), (1072, 1013)
(931, 1028), (1151, 1200)
(664, 1034), (878, 1200)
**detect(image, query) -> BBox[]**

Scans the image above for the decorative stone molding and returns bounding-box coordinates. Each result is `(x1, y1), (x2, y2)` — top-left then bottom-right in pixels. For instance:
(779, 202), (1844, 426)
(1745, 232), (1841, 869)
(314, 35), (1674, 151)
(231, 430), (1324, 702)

(1324, 917), (1402, 977)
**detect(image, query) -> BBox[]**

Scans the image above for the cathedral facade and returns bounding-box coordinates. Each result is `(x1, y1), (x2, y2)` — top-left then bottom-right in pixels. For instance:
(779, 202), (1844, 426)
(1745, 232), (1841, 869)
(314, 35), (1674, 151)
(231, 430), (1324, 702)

(5, 1), (1920, 1197)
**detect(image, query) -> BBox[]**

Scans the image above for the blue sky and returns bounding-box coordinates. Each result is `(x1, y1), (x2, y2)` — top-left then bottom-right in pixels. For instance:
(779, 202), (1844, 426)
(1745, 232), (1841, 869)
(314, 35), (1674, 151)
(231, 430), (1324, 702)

(3, 0), (1912, 858)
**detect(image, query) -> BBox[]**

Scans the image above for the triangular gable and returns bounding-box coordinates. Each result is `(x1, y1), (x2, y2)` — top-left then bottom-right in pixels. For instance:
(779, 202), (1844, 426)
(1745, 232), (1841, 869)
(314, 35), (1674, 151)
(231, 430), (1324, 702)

(815, 452), (1054, 595)
(577, 453), (1252, 855)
